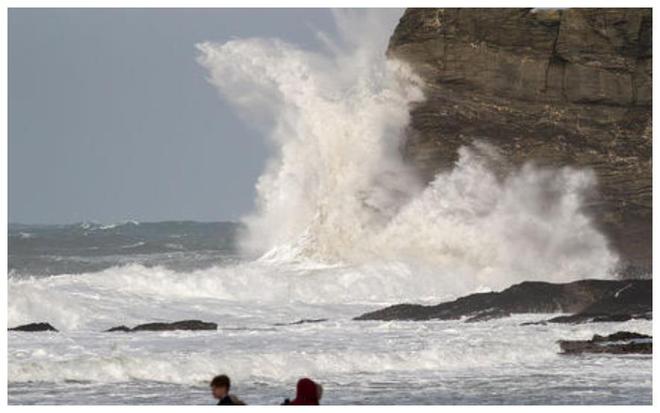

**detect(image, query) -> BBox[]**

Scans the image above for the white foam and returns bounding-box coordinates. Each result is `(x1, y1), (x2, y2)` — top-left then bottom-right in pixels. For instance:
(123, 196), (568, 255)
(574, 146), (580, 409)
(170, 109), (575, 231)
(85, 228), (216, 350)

(7, 260), (465, 331)
(8, 316), (652, 385)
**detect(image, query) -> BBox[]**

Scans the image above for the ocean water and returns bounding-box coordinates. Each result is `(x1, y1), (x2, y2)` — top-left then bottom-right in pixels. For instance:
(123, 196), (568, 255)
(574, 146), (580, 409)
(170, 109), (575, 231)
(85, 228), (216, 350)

(8, 10), (652, 405)
(7, 222), (653, 405)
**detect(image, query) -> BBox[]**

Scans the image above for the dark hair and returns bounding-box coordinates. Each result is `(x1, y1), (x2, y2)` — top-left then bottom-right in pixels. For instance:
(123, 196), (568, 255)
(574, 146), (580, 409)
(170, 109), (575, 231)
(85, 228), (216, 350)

(210, 374), (231, 390)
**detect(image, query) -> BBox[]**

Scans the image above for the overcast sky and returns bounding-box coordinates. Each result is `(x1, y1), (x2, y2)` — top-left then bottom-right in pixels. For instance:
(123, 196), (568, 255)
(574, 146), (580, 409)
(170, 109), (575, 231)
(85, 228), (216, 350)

(9, 8), (344, 224)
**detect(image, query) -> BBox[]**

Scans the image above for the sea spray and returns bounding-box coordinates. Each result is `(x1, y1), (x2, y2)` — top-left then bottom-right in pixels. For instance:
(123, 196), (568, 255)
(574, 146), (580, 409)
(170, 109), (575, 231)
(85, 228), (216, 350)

(197, 10), (618, 288)
(197, 26), (425, 262)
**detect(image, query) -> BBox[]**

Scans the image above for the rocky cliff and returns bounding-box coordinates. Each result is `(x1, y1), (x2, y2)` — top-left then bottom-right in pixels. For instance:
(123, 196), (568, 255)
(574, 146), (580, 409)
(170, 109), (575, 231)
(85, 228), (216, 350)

(388, 8), (652, 275)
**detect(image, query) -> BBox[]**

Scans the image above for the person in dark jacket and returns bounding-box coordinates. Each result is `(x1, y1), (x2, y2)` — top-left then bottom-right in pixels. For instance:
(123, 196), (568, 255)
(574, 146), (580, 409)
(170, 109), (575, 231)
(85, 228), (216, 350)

(210, 374), (245, 405)
(282, 377), (321, 405)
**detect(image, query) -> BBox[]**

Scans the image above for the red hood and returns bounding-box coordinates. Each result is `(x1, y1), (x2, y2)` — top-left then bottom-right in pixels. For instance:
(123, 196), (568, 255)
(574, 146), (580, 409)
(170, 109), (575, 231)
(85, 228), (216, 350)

(290, 378), (319, 405)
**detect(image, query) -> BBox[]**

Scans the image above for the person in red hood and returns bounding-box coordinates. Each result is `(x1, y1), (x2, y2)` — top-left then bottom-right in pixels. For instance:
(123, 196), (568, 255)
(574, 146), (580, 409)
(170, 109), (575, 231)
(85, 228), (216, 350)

(282, 378), (321, 405)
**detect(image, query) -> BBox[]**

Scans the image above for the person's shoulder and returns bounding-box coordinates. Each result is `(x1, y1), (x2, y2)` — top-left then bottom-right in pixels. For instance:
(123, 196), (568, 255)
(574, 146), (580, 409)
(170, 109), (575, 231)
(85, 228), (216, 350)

(229, 395), (246, 405)
(218, 396), (233, 405)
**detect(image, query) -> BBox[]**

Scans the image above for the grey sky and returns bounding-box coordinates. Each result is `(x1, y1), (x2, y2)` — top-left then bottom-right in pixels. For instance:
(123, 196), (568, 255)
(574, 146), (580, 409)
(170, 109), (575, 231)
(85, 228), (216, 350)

(9, 8), (341, 224)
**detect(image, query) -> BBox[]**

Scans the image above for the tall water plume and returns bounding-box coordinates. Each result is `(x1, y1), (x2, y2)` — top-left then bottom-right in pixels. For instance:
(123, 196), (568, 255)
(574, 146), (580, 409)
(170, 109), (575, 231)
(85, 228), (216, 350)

(197, 9), (617, 291)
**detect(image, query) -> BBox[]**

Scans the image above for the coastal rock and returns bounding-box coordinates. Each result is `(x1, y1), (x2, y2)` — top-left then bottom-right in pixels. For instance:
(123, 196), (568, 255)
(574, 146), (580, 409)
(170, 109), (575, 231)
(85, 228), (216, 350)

(105, 325), (132, 332)
(354, 279), (651, 322)
(388, 8), (652, 273)
(105, 320), (217, 332)
(558, 331), (652, 354)
(547, 280), (652, 323)
(465, 308), (511, 323)
(273, 318), (328, 326)
(9, 322), (58, 332)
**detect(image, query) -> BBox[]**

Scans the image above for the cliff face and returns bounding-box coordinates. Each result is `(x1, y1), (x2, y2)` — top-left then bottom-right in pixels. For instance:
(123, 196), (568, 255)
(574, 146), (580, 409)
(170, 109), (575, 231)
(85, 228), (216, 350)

(388, 8), (652, 274)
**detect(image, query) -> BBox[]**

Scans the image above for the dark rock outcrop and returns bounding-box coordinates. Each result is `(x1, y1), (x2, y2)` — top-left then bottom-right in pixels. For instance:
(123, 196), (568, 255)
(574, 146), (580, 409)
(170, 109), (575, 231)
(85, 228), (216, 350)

(464, 308), (511, 323)
(388, 8), (652, 273)
(105, 325), (132, 332)
(547, 280), (652, 323)
(354, 279), (651, 322)
(9, 322), (58, 332)
(105, 320), (217, 332)
(273, 318), (328, 326)
(559, 331), (652, 354)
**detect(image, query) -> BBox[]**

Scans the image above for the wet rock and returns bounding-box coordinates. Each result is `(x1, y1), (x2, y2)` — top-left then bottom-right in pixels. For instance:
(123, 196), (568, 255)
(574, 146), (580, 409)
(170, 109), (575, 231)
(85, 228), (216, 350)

(389, 8), (652, 272)
(592, 313), (652, 322)
(519, 320), (547, 326)
(273, 318), (328, 326)
(547, 280), (652, 323)
(355, 279), (651, 322)
(104, 325), (132, 332)
(464, 308), (510, 323)
(105, 320), (217, 332)
(558, 331), (652, 354)
(549, 312), (652, 324)
(9, 322), (58, 332)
